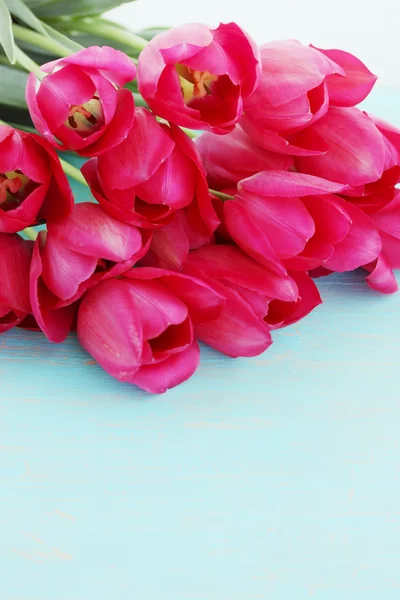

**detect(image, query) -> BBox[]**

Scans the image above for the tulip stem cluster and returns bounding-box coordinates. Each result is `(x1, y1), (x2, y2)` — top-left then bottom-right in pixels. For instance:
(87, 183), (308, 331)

(12, 24), (72, 59)
(68, 19), (148, 54)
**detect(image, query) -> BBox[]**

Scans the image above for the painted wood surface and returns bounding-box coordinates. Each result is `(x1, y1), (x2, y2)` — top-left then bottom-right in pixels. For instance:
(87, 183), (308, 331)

(1, 87), (399, 599)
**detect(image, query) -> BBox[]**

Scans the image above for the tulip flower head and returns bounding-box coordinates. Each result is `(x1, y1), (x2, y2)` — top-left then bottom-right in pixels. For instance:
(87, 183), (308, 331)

(138, 22), (260, 133)
(0, 125), (73, 233)
(26, 46), (137, 156)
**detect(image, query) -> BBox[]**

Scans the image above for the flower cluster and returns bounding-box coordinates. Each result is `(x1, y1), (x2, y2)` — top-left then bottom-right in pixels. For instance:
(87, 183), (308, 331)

(2, 24), (399, 393)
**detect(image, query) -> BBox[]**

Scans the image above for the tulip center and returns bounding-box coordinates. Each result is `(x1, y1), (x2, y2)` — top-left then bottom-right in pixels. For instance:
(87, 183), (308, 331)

(0, 170), (30, 211)
(176, 65), (218, 104)
(66, 94), (105, 136)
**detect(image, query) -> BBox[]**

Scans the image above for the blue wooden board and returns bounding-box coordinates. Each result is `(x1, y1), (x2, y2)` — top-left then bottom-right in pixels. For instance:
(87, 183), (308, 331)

(1, 86), (400, 599)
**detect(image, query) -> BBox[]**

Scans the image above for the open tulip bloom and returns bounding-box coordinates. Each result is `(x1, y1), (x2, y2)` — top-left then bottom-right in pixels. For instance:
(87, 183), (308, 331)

(1, 13), (400, 393)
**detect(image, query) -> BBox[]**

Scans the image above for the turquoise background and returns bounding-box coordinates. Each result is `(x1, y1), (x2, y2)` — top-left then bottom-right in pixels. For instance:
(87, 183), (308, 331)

(0, 86), (399, 599)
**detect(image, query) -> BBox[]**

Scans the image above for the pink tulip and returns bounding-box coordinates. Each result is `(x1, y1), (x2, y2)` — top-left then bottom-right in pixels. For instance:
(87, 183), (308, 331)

(183, 245), (302, 357)
(294, 107), (386, 187)
(77, 268), (226, 393)
(137, 22), (260, 133)
(0, 125), (73, 233)
(82, 108), (219, 234)
(224, 171), (347, 271)
(311, 46), (377, 108)
(26, 46), (137, 156)
(0, 233), (33, 333)
(195, 126), (293, 190)
(224, 171), (381, 274)
(239, 40), (344, 154)
(30, 203), (150, 342)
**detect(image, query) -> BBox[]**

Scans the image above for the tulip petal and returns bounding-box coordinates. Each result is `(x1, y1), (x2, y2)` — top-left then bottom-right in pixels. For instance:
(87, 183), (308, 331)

(240, 115), (328, 155)
(135, 144), (196, 210)
(37, 64), (95, 132)
(312, 46), (377, 107)
(0, 128), (48, 182)
(245, 40), (343, 108)
(285, 194), (351, 270)
(0, 233), (32, 313)
(41, 46), (137, 87)
(78, 279), (143, 379)
(211, 22), (261, 96)
(130, 340), (200, 394)
(364, 254), (399, 294)
(193, 277), (272, 358)
(370, 192), (400, 268)
(295, 107), (386, 186)
(238, 170), (349, 197)
(234, 189), (315, 259)
(223, 199), (288, 274)
(47, 202), (143, 262)
(30, 233), (76, 343)
(124, 268), (225, 324)
(97, 108), (175, 190)
(324, 198), (382, 271)
(196, 127), (293, 189)
(126, 279), (188, 340)
(266, 271), (322, 328)
(186, 245), (298, 302)
(139, 212), (189, 270)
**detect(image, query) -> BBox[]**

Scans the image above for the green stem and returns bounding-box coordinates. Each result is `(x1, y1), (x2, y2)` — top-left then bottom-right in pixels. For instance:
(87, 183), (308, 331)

(22, 227), (38, 241)
(133, 93), (148, 108)
(12, 24), (71, 58)
(14, 46), (45, 80)
(69, 19), (148, 53)
(59, 158), (88, 186)
(209, 189), (234, 201)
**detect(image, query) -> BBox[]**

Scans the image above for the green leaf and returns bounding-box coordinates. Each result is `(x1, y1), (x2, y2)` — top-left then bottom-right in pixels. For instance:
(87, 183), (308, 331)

(6, 0), (48, 37)
(22, 0), (134, 18)
(137, 27), (169, 41)
(41, 21), (83, 52)
(0, 64), (28, 108)
(0, 0), (15, 63)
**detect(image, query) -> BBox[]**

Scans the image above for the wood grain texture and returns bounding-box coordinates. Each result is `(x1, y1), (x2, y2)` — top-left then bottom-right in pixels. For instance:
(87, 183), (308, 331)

(0, 88), (399, 600)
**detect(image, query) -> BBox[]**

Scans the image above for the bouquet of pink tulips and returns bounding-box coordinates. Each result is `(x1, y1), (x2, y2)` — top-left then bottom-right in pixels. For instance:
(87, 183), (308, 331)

(1, 1), (400, 393)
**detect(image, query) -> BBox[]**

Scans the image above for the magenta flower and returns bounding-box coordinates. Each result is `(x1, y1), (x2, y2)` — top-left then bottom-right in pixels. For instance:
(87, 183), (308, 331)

(77, 268), (225, 393)
(0, 233), (33, 333)
(0, 125), (73, 233)
(224, 171), (381, 273)
(183, 245), (305, 357)
(137, 22), (260, 133)
(240, 40), (344, 154)
(195, 126), (293, 190)
(82, 108), (219, 234)
(30, 203), (150, 342)
(26, 46), (137, 156)
(311, 46), (377, 107)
